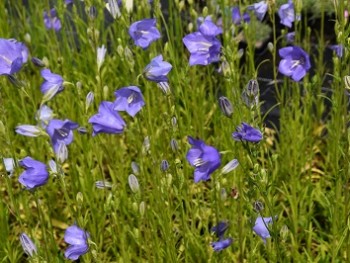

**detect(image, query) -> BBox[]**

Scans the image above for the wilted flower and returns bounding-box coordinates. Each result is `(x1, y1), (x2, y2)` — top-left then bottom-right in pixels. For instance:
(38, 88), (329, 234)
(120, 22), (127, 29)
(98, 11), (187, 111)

(97, 45), (106, 71)
(278, 46), (311, 82)
(218, 96), (233, 117)
(329, 44), (344, 58)
(20, 233), (37, 257)
(19, 157), (49, 189)
(221, 159), (239, 174)
(278, 0), (299, 28)
(253, 201), (264, 212)
(89, 101), (126, 136)
(129, 19), (161, 49)
(3, 157), (15, 176)
(232, 123), (262, 143)
(144, 55), (172, 83)
(15, 125), (42, 137)
(43, 8), (62, 31)
(183, 16), (222, 66)
(211, 238), (233, 251)
(114, 86), (145, 117)
(252, 216), (274, 243)
(40, 69), (64, 101)
(46, 119), (79, 154)
(0, 38), (29, 75)
(211, 221), (229, 239)
(64, 225), (89, 260)
(232, 7), (250, 25)
(248, 1), (268, 21)
(186, 136), (221, 183)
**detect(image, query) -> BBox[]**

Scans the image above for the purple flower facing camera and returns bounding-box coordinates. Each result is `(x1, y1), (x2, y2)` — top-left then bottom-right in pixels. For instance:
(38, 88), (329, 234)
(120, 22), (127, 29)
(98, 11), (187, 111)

(19, 157), (49, 189)
(43, 8), (62, 31)
(253, 216), (274, 243)
(0, 38), (28, 75)
(114, 86), (145, 117)
(144, 55), (172, 83)
(129, 18), (161, 49)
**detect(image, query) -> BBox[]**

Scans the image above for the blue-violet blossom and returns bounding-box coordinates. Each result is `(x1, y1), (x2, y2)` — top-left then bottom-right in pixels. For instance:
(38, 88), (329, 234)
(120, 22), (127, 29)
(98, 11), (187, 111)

(278, 0), (300, 28)
(19, 157), (49, 189)
(64, 225), (89, 260)
(211, 238), (233, 251)
(129, 19), (161, 49)
(0, 38), (29, 75)
(144, 55), (172, 82)
(114, 86), (145, 117)
(278, 46), (311, 82)
(40, 69), (64, 100)
(253, 216), (274, 243)
(329, 44), (344, 58)
(43, 8), (62, 31)
(186, 136), (221, 183)
(248, 1), (268, 21)
(232, 7), (250, 25)
(232, 122), (263, 143)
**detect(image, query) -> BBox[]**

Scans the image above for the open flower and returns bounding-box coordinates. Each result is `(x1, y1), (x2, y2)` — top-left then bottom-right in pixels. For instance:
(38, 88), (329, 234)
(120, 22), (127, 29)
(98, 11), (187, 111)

(46, 119), (79, 154)
(64, 225), (89, 260)
(278, 0), (299, 28)
(129, 18), (161, 49)
(232, 7), (250, 25)
(114, 86), (145, 117)
(252, 217), (274, 243)
(278, 46), (311, 82)
(186, 136), (221, 183)
(144, 55), (172, 83)
(248, 1), (268, 21)
(0, 38), (29, 75)
(43, 8), (61, 31)
(89, 101), (126, 136)
(211, 238), (233, 251)
(232, 122), (262, 143)
(40, 69), (64, 101)
(19, 157), (49, 189)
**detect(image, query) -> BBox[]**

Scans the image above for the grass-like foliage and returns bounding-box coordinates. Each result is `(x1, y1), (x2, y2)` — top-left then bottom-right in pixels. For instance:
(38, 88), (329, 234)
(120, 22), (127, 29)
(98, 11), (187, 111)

(0, 0), (349, 262)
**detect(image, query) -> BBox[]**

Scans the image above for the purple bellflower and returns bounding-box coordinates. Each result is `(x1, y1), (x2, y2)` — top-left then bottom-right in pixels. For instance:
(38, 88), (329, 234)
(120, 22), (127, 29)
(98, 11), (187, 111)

(232, 122), (263, 143)
(278, 46), (311, 82)
(329, 44), (344, 58)
(40, 69), (64, 101)
(211, 221), (229, 239)
(253, 216), (274, 243)
(20, 233), (37, 257)
(64, 225), (89, 260)
(144, 55), (172, 82)
(278, 0), (300, 28)
(211, 238), (233, 251)
(129, 18), (161, 49)
(19, 157), (49, 189)
(183, 16), (222, 66)
(114, 86), (145, 117)
(88, 101), (126, 136)
(0, 38), (29, 75)
(248, 1), (268, 21)
(186, 136), (221, 183)
(285, 32), (295, 43)
(46, 119), (79, 154)
(43, 8), (62, 31)
(232, 7), (250, 25)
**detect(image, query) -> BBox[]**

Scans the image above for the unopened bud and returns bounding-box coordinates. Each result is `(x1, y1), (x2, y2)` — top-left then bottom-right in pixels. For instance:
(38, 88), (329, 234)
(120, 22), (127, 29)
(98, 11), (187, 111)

(344, 76), (350, 90)
(31, 57), (45, 67)
(160, 160), (169, 172)
(128, 174), (140, 193)
(218, 96), (233, 117)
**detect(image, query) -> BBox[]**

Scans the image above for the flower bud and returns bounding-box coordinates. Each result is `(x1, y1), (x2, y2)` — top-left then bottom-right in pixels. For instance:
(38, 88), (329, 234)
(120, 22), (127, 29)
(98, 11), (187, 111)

(345, 76), (350, 90)
(160, 160), (169, 172)
(253, 201), (264, 212)
(95, 180), (113, 189)
(106, 0), (121, 19)
(131, 161), (140, 175)
(170, 138), (178, 152)
(218, 96), (233, 117)
(3, 158), (15, 177)
(20, 233), (37, 257)
(221, 159), (239, 174)
(128, 174), (140, 193)
(85, 91), (94, 111)
(15, 125), (42, 137)
(57, 142), (68, 163)
(31, 57), (45, 67)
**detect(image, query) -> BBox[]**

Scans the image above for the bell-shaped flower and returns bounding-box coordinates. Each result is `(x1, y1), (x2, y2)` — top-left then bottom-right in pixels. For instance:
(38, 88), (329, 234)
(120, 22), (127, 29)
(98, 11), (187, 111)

(19, 157), (49, 189)
(0, 38), (29, 75)
(129, 18), (161, 49)
(248, 1), (268, 21)
(252, 216), (275, 243)
(211, 238), (233, 251)
(278, 46), (311, 82)
(232, 7), (250, 25)
(89, 101), (126, 136)
(46, 119), (79, 154)
(197, 16), (223, 37)
(186, 136), (221, 183)
(278, 0), (300, 28)
(232, 122), (263, 143)
(114, 86), (145, 117)
(43, 8), (61, 31)
(144, 55), (172, 83)
(64, 225), (90, 260)
(40, 69), (64, 101)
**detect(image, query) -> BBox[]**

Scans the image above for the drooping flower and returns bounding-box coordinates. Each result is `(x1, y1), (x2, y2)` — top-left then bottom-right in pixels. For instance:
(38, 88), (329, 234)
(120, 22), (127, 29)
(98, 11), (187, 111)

(278, 0), (300, 28)
(186, 136), (221, 183)
(248, 1), (268, 21)
(278, 46), (311, 82)
(232, 7), (250, 25)
(211, 221), (229, 239)
(114, 86), (145, 117)
(19, 157), (49, 189)
(40, 69), (64, 101)
(20, 233), (37, 257)
(129, 18), (161, 49)
(143, 55), (172, 83)
(0, 38), (29, 75)
(211, 238), (233, 251)
(183, 16), (222, 66)
(232, 122), (263, 143)
(46, 119), (79, 154)
(64, 225), (89, 260)
(252, 216), (274, 243)
(88, 101), (126, 136)
(329, 44), (344, 58)
(43, 8), (62, 31)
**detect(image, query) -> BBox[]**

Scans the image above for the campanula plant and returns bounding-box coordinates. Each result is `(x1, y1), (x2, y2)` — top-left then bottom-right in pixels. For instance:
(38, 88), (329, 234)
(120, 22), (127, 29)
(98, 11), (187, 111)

(114, 86), (145, 117)
(18, 157), (49, 189)
(232, 7), (250, 25)
(64, 225), (90, 260)
(19, 233), (37, 257)
(143, 55), (172, 83)
(248, 1), (268, 21)
(40, 69), (65, 101)
(252, 217), (274, 243)
(278, 0), (300, 28)
(129, 18), (161, 49)
(232, 122), (263, 143)
(186, 136), (221, 183)
(0, 38), (28, 75)
(43, 8), (61, 31)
